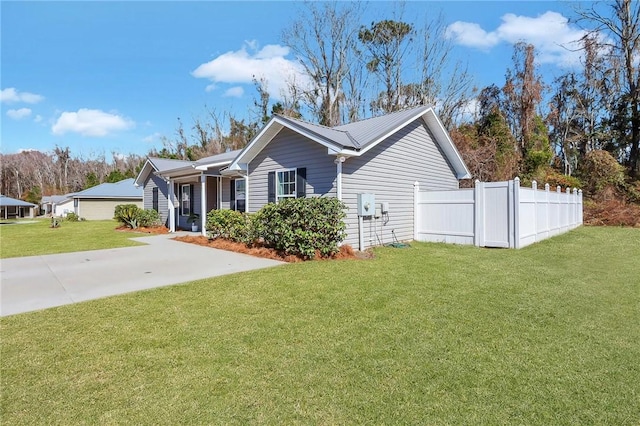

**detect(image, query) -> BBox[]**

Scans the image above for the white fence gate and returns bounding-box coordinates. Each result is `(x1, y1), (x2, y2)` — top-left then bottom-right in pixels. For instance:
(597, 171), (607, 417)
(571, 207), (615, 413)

(414, 178), (583, 249)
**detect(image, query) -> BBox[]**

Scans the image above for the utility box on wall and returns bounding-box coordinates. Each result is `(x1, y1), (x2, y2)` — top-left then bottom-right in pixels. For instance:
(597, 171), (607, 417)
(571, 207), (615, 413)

(357, 193), (376, 217)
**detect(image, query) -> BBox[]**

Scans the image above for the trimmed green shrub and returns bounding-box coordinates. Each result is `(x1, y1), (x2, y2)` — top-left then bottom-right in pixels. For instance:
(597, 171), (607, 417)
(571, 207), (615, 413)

(65, 212), (80, 222)
(252, 197), (347, 259)
(114, 205), (161, 229)
(114, 204), (140, 229)
(138, 209), (161, 228)
(206, 209), (252, 243)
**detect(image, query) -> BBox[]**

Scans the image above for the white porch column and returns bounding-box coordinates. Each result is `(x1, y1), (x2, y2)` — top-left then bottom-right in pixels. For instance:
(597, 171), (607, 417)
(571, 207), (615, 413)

(168, 179), (175, 233)
(200, 174), (207, 236)
(245, 165), (250, 213)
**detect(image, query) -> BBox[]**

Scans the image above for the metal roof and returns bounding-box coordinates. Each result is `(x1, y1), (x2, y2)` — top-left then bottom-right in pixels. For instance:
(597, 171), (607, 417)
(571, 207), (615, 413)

(229, 105), (470, 179)
(195, 149), (242, 167)
(41, 195), (71, 204)
(335, 106), (432, 150)
(73, 178), (142, 199)
(0, 195), (37, 207)
(148, 157), (193, 172)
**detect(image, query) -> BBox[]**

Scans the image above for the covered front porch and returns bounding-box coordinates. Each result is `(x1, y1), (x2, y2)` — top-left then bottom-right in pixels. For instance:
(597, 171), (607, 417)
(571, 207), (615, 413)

(161, 169), (245, 235)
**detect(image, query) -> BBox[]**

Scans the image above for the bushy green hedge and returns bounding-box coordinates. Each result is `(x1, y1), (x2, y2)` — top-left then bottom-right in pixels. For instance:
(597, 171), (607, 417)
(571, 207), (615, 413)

(114, 205), (161, 229)
(206, 209), (252, 243)
(138, 209), (161, 227)
(65, 212), (80, 222)
(206, 197), (347, 259)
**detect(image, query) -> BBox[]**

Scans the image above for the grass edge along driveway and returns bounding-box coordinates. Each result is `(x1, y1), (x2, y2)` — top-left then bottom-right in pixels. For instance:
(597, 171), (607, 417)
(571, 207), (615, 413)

(2, 226), (639, 424)
(0, 219), (145, 258)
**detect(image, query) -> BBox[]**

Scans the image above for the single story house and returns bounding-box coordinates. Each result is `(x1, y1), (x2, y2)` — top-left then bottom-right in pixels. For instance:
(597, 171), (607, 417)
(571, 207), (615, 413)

(136, 105), (470, 249)
(41, 194), (74, 217)
(72, 178), (143, 220)
(0, 195), (37, 219)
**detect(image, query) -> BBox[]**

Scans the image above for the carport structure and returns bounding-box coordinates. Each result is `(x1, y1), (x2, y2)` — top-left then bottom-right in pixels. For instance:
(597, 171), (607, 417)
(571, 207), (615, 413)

(0, 195), (37, 219)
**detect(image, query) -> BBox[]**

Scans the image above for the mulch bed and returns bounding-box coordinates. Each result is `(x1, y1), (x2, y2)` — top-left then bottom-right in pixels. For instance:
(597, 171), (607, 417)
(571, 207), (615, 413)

(172, 235), (371, 263)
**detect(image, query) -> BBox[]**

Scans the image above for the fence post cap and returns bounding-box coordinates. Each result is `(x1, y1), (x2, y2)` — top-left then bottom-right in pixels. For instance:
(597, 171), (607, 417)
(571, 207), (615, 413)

(532, 180), (537, 189)
(557, 185), (561, 192)
(514, 176), (520, 183)
(545, 183), (550, 191)
(413, 181), (419, 187)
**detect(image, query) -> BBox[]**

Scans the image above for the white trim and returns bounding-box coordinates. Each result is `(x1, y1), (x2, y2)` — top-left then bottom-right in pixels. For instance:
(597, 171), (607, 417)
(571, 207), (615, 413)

(180, 183), (191, 217)
(275, 167), (297, 203)
(229, 117), (344, 170)
(335, 157), (344, 201)
(200, 174), (207, 236)
(216, 177), (221, 211)
(194, 160), (233, 171)
(168, 179), (175, 233)
(245, 164), (250, 213)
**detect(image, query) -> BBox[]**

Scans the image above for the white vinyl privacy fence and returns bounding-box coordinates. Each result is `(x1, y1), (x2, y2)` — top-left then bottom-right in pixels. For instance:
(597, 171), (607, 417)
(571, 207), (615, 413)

(414, 178), (583, 248)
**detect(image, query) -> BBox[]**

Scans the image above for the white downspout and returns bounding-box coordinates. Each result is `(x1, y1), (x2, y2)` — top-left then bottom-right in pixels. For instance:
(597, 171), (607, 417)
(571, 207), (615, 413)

(200, 174), (207, 236)
(335, 156), (345, 200)
(168, 179), (175, 233)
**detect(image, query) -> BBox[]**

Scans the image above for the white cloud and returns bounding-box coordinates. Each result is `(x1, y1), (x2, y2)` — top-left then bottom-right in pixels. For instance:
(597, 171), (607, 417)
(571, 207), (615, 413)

(34, 114), (43, 123)
(445, 22), (500, 50)
(446, 11), (586, 66)
(142, 132), (162, 143)
(52, 108), (135, 137)
(1, 87), (44, 104)
(192, 42), (311, 100)
(7, 108), (32, 120)
(223, 86), (244, 98)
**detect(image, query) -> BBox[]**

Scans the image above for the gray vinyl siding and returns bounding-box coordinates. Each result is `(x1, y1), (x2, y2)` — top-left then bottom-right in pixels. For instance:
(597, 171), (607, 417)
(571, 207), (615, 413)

(221, 178), (232, 210)
(143, 174), (170, 226)
(342, 119), (459, 249)
(175, 181), (202, 230)
(247, 128), (337, 212)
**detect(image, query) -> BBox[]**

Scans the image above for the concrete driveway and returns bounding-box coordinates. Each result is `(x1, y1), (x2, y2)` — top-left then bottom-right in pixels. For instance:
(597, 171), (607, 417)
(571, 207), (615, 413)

(0, 233), (284, 316)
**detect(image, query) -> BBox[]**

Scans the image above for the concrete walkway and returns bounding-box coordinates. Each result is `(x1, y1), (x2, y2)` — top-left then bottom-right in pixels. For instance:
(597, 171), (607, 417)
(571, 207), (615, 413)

(0, 233), (284, 316)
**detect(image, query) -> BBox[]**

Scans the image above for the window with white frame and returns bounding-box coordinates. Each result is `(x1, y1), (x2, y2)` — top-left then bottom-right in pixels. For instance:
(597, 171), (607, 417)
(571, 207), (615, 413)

(277, 169), (297, 202)
(180, 184), (191, 216)
(234, 178), (246, 212)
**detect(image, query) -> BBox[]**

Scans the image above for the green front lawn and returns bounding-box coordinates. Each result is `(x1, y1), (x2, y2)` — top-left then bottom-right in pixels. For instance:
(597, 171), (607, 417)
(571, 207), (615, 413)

(0, 219), (145, 258)
(2, 227), (639, 424)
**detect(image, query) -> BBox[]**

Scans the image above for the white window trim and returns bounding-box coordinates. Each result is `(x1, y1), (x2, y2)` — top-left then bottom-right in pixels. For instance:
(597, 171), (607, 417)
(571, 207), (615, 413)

(234, 178), (246, 212)
(180, 184), (191, 216)
(276, 168), (297, 203)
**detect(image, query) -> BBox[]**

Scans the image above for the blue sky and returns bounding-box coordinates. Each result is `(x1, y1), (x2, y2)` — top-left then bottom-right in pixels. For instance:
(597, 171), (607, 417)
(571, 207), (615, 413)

(1, 1), (592, 158)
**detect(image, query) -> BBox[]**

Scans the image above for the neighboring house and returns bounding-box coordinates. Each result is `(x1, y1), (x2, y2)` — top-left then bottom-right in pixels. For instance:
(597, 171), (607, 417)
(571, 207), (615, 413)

(41, 194), (74, 217)
(137, 106), (470, 248)
(0, 195), (37, 219)
(72, 178), (143, 220)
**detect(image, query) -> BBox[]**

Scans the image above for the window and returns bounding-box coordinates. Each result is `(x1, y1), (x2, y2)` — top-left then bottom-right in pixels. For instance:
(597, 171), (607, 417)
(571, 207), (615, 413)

(231, 179), (246, 212)
(268, 168), (306, 203)
(180, 184), (191, 216)
(152, 187), (159, 212)
(277, 169), (297, 202)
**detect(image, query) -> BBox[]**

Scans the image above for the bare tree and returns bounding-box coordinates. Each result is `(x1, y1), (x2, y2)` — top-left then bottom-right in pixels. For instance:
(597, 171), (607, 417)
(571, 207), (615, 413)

(283, 1), (363, 126)
(574, 0), (640, 177)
